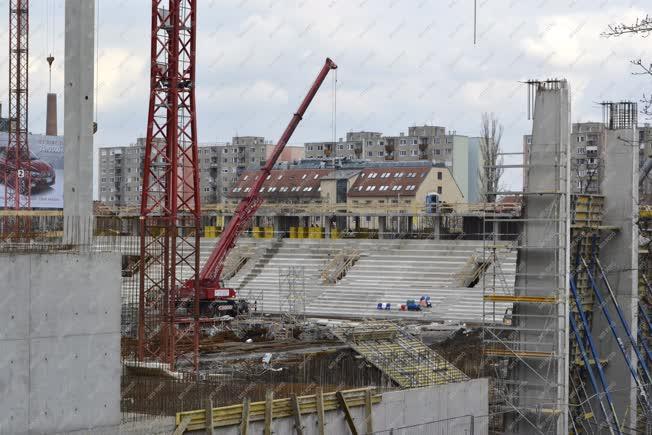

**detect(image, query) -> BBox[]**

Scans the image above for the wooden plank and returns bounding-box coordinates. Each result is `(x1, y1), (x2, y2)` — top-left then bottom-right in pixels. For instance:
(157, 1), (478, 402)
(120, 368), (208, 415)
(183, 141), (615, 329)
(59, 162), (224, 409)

(173, 415), (193, 435)
(240, 398), (250, 435)
(364, 389), (373, 434)
(205, 399), (214, 435)
(336, 391), (358, 435)
(175, 387), (383, 431)
(264, 390), (273, 435)
(316, 387), (326, 435)
(291, 394), (304, 435)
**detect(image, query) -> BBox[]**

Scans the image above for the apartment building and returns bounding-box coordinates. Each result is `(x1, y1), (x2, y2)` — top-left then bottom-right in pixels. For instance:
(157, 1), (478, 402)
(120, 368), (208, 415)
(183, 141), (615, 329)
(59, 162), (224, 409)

(99, 138), (227, 207)
(227, 161), (463, 206)
(98, 136), (304, 208)
(303, 125), (482, 202)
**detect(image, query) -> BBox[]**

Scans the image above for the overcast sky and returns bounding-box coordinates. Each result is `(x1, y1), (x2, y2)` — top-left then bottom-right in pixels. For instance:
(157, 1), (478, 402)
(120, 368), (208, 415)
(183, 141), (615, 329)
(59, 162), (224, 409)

(0, 0), (649, 191)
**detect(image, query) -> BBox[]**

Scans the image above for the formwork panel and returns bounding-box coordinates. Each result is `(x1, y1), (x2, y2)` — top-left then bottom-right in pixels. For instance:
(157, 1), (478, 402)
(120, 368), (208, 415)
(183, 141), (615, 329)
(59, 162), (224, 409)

(0, 255), (30, 340)
(29, 254), (121, 337)
(0, 340), (29, 435)
(0, 252), (121, 435)
(28, 334), (120, 434)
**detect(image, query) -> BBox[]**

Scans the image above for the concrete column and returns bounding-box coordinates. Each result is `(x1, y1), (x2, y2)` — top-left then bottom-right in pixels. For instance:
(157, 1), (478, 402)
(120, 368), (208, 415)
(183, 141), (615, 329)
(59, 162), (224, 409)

(273, 215), (282, 237)
(597, 121), (639, 431)
(432, 215), (440, 240)
(64, 0), (95, 230)
(512, 80), (570, 434)
(378, 216), (386, 239)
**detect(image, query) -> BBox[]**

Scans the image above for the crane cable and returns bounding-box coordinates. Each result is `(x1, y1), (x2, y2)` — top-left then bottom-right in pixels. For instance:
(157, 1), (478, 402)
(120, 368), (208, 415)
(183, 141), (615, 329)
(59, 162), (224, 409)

(94, 0), (100, 130)
(45, 0), (55, 93)
(331, 67), (337, 165)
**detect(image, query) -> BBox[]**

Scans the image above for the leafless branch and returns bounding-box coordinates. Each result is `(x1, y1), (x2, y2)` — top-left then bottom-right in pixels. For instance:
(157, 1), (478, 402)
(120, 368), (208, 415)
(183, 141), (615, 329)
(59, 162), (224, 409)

(603, 16), (652, 118)
(479, 112), (503, 203)
(602, 15), (652, 37)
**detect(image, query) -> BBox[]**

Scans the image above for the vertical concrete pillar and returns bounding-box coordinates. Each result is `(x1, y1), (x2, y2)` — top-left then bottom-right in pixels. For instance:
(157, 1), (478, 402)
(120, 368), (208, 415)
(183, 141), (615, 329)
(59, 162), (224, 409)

(273, 215), (282, 237)
(64, 0), (95, 231)
(512, 80), (570, 434)
(378, 216), (386, 239)
(597, 118), (639, 431)
(432, 215), (440, 240)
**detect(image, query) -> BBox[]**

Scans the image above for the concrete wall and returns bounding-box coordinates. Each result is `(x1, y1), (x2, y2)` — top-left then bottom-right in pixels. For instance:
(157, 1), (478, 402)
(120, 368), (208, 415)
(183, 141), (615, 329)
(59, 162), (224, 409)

(0, 253), (121, 435)
(208, 379), (488, 435)
(597, 124), (639, 430)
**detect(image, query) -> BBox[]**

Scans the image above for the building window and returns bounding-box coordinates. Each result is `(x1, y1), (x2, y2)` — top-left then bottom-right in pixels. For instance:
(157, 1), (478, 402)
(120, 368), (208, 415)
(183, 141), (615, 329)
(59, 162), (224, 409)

(437, 172), (442, 180)
(435, 149), (441, 155)
(367, 151), (373, 157)
(437, 186), (442, 194)
(400, 150), (407, 156)
(400, 139), (406, 145)
(379, 151), (384, 156)
(412, 139), (417, 145)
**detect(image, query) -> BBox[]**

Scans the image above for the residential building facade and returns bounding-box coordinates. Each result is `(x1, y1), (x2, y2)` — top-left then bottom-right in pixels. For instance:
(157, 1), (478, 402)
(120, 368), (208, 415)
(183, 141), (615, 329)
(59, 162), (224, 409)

(303, 125), (482, 202)
(98, 136), (304, 208)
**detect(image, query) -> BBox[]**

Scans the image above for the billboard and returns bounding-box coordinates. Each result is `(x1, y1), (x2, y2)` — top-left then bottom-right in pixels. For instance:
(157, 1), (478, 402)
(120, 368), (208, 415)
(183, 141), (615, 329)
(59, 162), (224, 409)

(0, 132), (64, 209)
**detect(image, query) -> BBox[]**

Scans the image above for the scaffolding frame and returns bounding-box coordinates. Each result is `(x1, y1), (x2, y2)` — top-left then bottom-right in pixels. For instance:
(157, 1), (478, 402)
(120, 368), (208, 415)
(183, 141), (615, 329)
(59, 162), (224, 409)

(278, 266), (306, 324)
(482, 79), (571, 434)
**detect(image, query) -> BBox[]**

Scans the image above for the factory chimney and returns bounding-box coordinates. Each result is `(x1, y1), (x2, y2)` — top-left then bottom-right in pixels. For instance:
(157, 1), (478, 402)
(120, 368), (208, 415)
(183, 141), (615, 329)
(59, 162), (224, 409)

(46, 55), (57, 136)
(46, 93), (57, 136)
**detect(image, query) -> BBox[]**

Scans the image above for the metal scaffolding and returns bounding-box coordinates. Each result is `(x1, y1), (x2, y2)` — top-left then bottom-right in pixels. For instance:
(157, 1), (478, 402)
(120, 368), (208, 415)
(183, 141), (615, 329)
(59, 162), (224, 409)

(482, 79), (571, 434)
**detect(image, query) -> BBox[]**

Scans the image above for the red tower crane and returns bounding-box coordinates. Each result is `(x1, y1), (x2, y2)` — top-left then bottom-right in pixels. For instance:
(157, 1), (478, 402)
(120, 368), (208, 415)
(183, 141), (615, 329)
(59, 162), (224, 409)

(138, 0), (201, 371)
(179, 58), (338, 315)
(3, 0), (30, 234)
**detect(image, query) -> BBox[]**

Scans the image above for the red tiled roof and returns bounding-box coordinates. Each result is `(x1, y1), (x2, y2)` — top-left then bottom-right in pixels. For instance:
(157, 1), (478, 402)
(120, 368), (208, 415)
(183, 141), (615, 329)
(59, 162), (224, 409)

(227, 168), (332, 199)
(348, 166), (430, 197)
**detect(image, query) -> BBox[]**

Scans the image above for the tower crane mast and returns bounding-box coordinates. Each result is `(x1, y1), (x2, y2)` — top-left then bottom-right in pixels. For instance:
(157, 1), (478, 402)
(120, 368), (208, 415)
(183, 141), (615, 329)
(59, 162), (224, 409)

(4, 0), (30, 227)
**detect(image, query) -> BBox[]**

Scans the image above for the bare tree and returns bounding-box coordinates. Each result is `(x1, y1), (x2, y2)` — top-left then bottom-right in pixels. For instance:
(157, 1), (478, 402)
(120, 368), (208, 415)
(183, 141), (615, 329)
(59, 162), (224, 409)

(603, 15), (652, 115)
(479, 112), (504, 203)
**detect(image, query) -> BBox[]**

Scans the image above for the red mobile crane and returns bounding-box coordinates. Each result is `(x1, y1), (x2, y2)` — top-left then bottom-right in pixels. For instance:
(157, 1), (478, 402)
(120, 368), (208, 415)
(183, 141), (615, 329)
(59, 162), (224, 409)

(179, 58), (338, 316)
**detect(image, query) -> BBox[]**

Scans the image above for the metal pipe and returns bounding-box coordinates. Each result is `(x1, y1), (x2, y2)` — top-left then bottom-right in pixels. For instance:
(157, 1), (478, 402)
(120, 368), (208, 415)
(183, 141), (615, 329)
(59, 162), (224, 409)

(570, 277), (622, 433)
(582, 258), (652, 411)
(593, 257), (652, 384)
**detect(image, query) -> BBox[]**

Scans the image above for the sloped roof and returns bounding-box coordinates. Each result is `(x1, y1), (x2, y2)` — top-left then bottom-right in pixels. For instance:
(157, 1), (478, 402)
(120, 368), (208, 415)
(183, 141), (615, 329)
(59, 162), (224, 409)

(348, 166), (430, 197)
(228, 168), (332, 199)
(320, 169), (361, 180)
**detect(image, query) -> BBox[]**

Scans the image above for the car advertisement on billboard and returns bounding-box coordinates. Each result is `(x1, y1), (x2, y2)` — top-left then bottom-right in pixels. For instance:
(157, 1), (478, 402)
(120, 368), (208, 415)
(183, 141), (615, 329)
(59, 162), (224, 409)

(0, 133), (63, 209)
